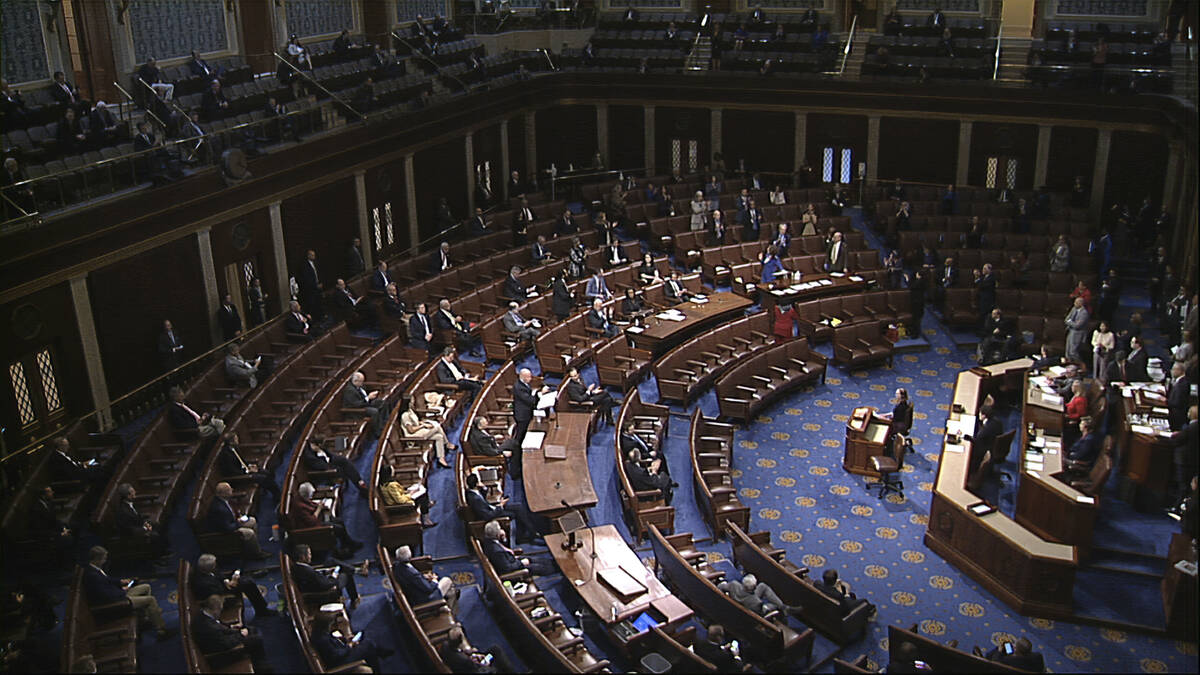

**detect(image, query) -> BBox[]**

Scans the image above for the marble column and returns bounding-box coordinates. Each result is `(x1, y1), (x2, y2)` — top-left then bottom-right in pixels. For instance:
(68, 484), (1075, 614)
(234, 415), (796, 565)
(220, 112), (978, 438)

(69, 274), (113, 431)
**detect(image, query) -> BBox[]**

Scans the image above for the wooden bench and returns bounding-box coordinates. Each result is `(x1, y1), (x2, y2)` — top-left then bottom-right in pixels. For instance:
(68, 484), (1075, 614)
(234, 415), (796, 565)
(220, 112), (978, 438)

(279, 552), (369, 673)
(715, 338), (827, 423)
(688, 409), (749, 540)
(647, 525), (814, 668)
(61, 567), (138, 673)
(178, 559), (255, 673)
(655, 311), (774, 404)
(832, 322), (895, 370)
(887, 625), (1030, 673)
(614, 389), (674, 543)
(377, 544), (458, 673)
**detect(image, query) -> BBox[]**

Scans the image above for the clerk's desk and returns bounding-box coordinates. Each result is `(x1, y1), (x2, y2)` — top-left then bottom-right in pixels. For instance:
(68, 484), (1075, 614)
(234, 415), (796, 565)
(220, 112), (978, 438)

(925, 358), (1079, 618)
(1015, 371), (1099, 557)
(843, 406), (893, 477)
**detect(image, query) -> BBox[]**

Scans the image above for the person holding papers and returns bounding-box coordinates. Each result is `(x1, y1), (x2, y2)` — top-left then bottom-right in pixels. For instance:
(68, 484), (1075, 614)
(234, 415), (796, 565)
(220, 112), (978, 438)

(587, 298), (619, 337)
(759, 244), (787, 286)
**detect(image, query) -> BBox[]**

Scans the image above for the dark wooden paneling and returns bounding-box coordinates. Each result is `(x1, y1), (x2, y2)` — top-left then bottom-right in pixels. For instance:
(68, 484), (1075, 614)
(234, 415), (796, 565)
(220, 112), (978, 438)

(72, 0), (119, 103)
(238, 0), (277, 74)
(209, 208), (277, 311)
(361, 0), (392, 48)
(507, 115), (527, 194)
(806, 113), (868, 183)
(414, 137), (467, 243)
(656, 107), (711, 176)
(878, 117), (959, 186)
(1046, 126), (1098, 192)
(721, 110), (794, 176)
(364, 159), (409, 258)
(474, 123), (503, 207)
(280, 178), (358, 285)
(968, 122), (1038, 190)
(535, 105), (598, 173)
(0, 282), (90, 449)
(1105, 130), (1167, 209)
(89, 237), (205, 397)
(608, 105), (645, 172)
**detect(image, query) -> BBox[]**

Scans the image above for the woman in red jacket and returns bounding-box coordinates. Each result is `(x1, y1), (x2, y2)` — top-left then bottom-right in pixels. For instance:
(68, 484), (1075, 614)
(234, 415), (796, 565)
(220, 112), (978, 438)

(773, 303), (799, 340)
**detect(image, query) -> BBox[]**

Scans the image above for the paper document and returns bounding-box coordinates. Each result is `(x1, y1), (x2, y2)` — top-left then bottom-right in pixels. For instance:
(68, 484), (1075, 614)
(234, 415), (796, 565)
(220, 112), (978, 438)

(536, 391), (558, 409)
(522, 431), (546, 450)
(626, 326), (644, 334)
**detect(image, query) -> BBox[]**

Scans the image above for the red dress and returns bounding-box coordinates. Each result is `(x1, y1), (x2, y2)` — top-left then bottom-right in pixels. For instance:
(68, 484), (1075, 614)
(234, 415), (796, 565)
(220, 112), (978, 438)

(1065, 394), (1088, 421)
(773, 306), (799, 340)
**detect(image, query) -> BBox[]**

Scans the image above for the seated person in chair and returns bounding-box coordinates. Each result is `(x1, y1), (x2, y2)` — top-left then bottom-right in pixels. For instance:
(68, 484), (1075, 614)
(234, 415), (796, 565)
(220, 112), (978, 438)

(310, 609), (390, 672)
(302, 436), (368, 494)
(624, 448), (675, 505)
(468, 415), (513, 459)
(587, 298), (619, 338)
(465, 473), (542, 545)
(193, 594), (269, 669)
(191, 552), (275, 618)
(435, 347), (482, 400)
(342, 372), (392, 436)
(291, 543), (361, 610)
(563, 366), (615, 425)
(293, 481), (363, 557)
(392, 544), (459, 612)
(480, 520), (555, 576)
(816, 569), (877, 619)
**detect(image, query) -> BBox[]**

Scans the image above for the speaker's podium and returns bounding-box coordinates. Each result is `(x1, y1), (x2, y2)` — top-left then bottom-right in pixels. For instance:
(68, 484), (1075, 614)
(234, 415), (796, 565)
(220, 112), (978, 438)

(843, 406), (892, 477)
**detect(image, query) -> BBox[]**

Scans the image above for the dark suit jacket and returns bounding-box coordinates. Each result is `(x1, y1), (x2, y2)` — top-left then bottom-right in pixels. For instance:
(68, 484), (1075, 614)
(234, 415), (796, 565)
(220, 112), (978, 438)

(159, 331), (182, 360)
(296, 260), (321, 292)
(440, 644), (484, 674)
(941, 266), (959, 288)
(694, 639), (741, 672)
(383, 295), (405, 317)
(302, 444), (336, 473)
(194, 612), (244, 654)
(469, 424), (502, 456)
(531, 241), (550, 264)
(50, 80), (80, 105)
(168, 402), (200, 430)
(29, 496), (63, 537)
(1126, 349), (1149, 382)
(342, 383), (373, 410)
(1167, 376), (1191, 430)
(371, 270), (392, 292)
(621, 296), (644, 316)
(393, 561), (440, 605)
(292, 561), (336, 594)
(409, 313), (432, 348)
(564, 379), (591, 405)
(345, 245), (365, 277)
(504, 275), (527, 302)
(620, 431), (652, 460)
(207, 497), (239, 533)
(431, 251), (451, 274)
(219, 443), (250, 477)
(82, 565), (127, 605)
(312, 629), (356, 667)
(973, 416), (1003, 449)
(892, 401), (914, 435)
(826, 242), (847, 271)
(512, 379), (536, 422)
(481, 537), (522, 574)
(466, 488), (502, 521)
(625, 460), (669, 493)
(50, 451), (88, 482)
(975, 274), (997, 308)
(587, 309), (611, 333)
(114, 500), (148, 537)
(551, 279), (573, 317)
(217, 305), (242, 340)
(435, 359), (468, 385)
(286, 312), (310, 335)
(191, 570), (230, 602)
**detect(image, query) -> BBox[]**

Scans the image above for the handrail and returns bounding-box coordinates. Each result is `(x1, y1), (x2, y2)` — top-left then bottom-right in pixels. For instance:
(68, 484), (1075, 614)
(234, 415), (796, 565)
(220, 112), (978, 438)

(993, 25), (1003, 80)
(273, 51), (366, 121)
(134, 76), (198, 125)
(839, 14), (858, 75)
(112, 80), (168, 131)
(389, 31), (470, 92)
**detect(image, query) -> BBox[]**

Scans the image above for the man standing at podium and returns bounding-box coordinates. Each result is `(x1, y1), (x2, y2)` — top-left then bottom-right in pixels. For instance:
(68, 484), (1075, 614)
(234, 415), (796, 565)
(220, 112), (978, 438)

(882, 388), (913, 438)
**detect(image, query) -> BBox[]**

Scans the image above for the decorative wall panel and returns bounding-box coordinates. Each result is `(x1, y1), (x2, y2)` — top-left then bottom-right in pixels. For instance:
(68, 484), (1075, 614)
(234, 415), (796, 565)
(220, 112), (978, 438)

(129, 0), (227, 63)
(2, 0), (50, 84)
(286, 0), (353, 38)
(396, 0), (450, 23)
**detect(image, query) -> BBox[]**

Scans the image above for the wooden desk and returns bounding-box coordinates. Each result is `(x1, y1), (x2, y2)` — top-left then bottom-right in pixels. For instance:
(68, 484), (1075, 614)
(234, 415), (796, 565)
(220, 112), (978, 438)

(843, 406), (892, 477)
(1014, 429), (1098, 557)
(1116, 385), (1176, 499)
(741, 272), (872, 312)
(522, 412), (598, 517)
(626, 292), (754, 355)
(926, 360), (1078, 618)
(546, 525), (693, 648)
(1162, 532), (1198, 640)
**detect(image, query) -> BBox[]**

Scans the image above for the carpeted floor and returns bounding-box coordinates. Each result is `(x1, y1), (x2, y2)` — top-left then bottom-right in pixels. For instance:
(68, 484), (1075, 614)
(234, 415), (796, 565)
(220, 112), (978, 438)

(24, 208), (1198, 674)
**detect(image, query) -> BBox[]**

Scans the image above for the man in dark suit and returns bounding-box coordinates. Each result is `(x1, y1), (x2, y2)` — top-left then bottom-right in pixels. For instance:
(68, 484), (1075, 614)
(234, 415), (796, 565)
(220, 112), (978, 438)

(507, 170), (526, 198)
(391, 545), (458, 611)
(587, 298), (619, 337)
(431, 242), (453, 274)
(409, 302), (434, 352)
(972, 406), (1003, 468)
(87, 101), (121, 147)
(158, 318), (185, 372)
(286, 300), (314, 338)
(624, 449), (674, 505)
(620, 422), (666, 472)
(564, 366), (615, 425)
(342, 371), (390, 435)
(55, 107), (88, 154)
(50, 71), (87, 110)
(82, 546), (171, 640)
(168, 385), (226, 438)
(291, 543), (360, 609)
(435, 347), (482, 400)
(886, 388), (914, 436)
(513, 197), (534, 245)
(30, 485), (75, 559)
(557, 208), (578, 236)
(816, 569), (876, 618)
(1166, 363), (1191, 431)
(772, 222), (791, 258)
(743, 199), (764, 241)
(49, 436), (103, 483)
(664, 271), (693, 305)
(468, 207), (490, 236)
(439, 625), (516, 674)
(465, 472), (541, 544)
(193, 594), (270, 669)
(382, 283), (406, 321)
(333, 278), (377, 327)
(973, 263), (997, 326)
(344, 237), (366, 278)
(207, 481), (268, 559)
(434, 298), (476, 354)
(187, 50), (222, 79)
(985, 637), (1044, 672)
(480, 520), (555, 575)
(191, 553), (275, 617)
(1126, 337), (1150, 382)
(310, 608), (388, 672)
(1170, 405), (1198, 507)
(936, 257), (959, 308)
(293, 480), (362, 556)
(468, 416), (513, 458)
(531, 235), (552, 265)
(370, 260), (392, 292)
(201, 79), (230, 121)
(217, 293), (242, 341)
(113, 483), (167, 556)
(296, 249), (324, 319)
(825, 231), (847, 272)
(218, 431), (280, 500)
(511, 367), (542, 447)
(504, 266), (528, 302)
(694, 625), (748, 672)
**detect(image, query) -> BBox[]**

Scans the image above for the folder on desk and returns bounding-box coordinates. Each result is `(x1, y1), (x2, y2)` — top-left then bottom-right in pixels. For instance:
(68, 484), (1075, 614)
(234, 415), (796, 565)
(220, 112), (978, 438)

(543, 444), (567, 460)
(600, 566), (646, 600)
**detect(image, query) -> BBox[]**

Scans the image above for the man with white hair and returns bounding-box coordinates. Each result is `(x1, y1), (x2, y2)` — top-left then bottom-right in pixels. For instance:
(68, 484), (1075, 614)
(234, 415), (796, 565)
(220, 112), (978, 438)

(191, 552), (276, 617)
(207, 481), (268, 560)
(481, 520), (555, 576)
(502, 301), (540, 342)
(294, 481), (362, 557)
(342, 371), (390, 435)
(391, 545), (459, 612)
(740, 574), (801, 618)
(512, 367), (546, 447)
(224, 343), (261, 388)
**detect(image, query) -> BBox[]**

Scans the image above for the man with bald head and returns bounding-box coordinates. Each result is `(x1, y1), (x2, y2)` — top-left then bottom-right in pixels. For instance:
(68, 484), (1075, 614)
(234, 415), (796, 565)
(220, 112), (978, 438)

(207, 481), (268, 559)
(512, 367), (547, 450)
(342, 371), (390, 435)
